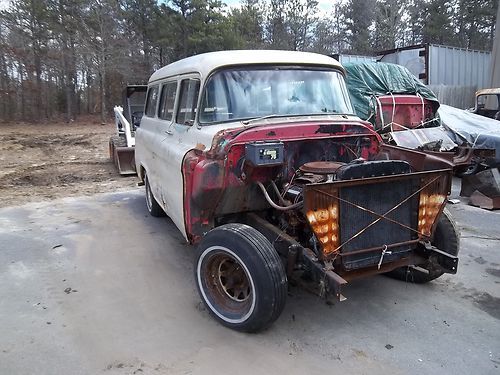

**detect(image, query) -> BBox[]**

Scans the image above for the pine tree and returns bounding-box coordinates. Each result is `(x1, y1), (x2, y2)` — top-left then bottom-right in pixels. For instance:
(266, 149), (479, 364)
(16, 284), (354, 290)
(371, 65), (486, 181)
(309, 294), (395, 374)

(230, 0), (265, 49)
(344, 0), (375, 54)
(371, 0), (405, 50)
(421, 0), (457, 46)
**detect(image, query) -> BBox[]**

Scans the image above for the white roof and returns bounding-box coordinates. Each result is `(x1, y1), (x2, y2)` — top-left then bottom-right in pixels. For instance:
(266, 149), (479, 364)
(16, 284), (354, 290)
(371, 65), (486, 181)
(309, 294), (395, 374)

(148, 50), (344, 83)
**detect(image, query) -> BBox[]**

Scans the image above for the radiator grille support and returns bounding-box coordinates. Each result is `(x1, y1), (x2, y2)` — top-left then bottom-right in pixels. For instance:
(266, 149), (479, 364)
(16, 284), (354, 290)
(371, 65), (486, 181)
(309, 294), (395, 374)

(303, 171), (450, 269)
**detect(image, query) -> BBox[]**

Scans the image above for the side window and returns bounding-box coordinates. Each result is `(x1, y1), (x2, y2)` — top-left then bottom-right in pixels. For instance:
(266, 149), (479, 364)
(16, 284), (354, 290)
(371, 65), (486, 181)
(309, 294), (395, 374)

(158, 82), (178, 121)
(145, 85), (159, 117)
(177, 79), (200, 125)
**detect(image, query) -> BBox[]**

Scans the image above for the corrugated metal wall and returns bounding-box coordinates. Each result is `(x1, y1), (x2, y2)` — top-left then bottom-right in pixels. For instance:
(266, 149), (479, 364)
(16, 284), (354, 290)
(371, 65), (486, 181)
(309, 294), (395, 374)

(428, 85), (477, 109)
(375, 44), (492, 108)
(428, 45), (491, 87)
(338, 54), (377, 64)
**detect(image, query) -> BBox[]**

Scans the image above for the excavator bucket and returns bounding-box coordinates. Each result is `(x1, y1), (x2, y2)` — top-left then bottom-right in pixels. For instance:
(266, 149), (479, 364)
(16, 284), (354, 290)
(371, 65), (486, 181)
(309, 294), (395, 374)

(108, 85), (146, 176)
(109, 136), (136, 175)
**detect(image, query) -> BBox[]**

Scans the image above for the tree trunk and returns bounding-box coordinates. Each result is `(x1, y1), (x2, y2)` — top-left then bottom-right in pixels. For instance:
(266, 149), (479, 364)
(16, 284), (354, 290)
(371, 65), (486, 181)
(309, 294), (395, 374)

(18, 65), (25, 120)
(99, 51), (106, 125)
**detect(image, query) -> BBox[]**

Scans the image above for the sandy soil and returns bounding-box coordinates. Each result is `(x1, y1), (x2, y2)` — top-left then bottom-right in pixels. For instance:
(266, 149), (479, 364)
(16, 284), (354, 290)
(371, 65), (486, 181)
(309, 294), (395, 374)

(0, 119), (138, 208)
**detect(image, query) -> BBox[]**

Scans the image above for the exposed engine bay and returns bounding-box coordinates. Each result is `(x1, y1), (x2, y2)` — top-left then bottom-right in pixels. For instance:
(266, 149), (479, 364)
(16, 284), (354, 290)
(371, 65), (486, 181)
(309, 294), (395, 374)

(252, 152), (423, 271)
(182, 121), (457, 302)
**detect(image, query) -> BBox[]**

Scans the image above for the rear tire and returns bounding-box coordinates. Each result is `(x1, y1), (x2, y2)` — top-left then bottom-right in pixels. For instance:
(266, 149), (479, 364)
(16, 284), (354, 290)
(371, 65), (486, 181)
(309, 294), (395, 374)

(145, 173), (165, 217)
(195, 224), (287, 332)
(385, 208), (459, 283)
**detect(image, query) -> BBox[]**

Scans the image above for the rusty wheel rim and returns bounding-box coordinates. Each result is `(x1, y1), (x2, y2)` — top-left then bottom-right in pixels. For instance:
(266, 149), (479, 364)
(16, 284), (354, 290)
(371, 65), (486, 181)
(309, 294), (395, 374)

(198, 246), (255, 323)
(217, 257), (251, 302)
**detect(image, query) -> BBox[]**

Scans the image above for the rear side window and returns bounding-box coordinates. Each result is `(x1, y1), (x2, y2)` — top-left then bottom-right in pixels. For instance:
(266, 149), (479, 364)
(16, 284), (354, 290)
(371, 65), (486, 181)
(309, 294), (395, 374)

(145, 85), (159, 117)
(177, 79), (200, 125)
(158, 82), (178, 121)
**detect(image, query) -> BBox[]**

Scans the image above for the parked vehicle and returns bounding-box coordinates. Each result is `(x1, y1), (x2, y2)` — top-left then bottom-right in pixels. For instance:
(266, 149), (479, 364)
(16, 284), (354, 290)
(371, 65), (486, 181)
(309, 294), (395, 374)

(471, 88), (500, 120)
(135, 50), (459, 332)
(109, 85), (147, 175)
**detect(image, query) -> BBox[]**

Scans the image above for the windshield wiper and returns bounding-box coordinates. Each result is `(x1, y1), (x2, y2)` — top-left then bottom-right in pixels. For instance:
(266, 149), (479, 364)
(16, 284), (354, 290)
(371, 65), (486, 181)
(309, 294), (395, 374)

(241, 114), (284, 125)
(241, 111), (348, 126)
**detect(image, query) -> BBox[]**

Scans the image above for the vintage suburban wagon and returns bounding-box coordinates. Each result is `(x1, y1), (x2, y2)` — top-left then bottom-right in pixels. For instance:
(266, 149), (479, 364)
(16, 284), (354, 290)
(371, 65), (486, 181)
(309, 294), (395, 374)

(135, 50), (459, 332)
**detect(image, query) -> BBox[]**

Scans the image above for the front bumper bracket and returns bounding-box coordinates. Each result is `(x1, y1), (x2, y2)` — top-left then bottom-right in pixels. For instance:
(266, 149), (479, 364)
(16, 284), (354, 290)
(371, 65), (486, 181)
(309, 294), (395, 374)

(421, 241), (459, 274)
(301, 248), (348, 301)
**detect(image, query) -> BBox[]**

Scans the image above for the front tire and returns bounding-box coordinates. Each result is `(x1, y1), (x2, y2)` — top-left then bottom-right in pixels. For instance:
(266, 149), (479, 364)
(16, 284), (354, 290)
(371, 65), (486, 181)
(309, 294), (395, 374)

(144, 173), (165, 217)
(195, 224), (287, 332)
(386, 208), (459, 283)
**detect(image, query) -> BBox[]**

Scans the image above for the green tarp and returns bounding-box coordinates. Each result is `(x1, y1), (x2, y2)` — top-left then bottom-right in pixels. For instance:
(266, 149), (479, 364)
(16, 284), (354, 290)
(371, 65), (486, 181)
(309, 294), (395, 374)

(343, 62), (440, 122)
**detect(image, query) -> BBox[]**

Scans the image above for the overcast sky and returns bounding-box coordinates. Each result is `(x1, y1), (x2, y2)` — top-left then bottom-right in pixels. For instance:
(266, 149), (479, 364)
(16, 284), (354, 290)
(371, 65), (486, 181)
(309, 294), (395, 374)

(0, 0), (334, 14)
(224, 0), (334, 14)
(0, 0), (335, 13)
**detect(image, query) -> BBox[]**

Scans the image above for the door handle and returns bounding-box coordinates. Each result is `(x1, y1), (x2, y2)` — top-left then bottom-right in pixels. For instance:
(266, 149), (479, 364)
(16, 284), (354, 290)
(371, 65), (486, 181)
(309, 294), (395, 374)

(164, 129), (173, 135)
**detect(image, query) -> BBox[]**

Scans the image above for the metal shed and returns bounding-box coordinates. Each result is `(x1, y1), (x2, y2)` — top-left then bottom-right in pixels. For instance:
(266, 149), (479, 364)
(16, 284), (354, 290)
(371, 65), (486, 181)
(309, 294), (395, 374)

(377, 44), (491, 87)
(377, 44), (492, 108)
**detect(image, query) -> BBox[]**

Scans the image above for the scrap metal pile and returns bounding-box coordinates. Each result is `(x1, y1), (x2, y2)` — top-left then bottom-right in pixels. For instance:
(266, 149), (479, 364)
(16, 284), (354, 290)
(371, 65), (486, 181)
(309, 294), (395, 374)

(344, 62), (500, 209)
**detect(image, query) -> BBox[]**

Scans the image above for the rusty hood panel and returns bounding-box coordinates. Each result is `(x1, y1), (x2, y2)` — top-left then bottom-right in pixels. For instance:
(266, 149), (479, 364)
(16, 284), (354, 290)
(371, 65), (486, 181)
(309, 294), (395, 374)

(207, 118), (382, 157)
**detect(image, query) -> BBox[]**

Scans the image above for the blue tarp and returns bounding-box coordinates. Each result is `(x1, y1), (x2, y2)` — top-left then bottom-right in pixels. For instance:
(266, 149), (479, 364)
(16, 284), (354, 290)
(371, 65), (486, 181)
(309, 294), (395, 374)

(438, 104), (500, 165)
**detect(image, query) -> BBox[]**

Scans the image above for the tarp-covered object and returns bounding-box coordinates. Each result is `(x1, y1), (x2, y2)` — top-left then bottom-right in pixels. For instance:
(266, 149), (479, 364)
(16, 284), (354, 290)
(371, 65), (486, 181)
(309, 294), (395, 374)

(439, 104), (500, 165)
(344, 62), (440, 122)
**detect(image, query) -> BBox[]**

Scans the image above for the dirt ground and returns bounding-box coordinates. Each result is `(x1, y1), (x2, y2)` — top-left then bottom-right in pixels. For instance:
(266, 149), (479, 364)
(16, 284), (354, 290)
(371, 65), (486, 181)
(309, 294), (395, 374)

(0, 119), (138, 208)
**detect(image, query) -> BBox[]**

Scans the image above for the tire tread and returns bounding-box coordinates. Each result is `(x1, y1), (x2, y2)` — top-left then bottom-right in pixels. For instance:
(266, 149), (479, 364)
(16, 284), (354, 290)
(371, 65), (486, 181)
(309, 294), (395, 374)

(145, 173), (165, 217)
(386, 207), (460, 283)
(196, 223), (287, 332)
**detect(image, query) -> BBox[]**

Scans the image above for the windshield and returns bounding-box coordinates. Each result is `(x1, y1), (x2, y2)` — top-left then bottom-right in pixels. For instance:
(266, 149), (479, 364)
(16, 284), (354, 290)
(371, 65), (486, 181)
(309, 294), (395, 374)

(477, 94), (500, 110)
(199, 67), (354, 124)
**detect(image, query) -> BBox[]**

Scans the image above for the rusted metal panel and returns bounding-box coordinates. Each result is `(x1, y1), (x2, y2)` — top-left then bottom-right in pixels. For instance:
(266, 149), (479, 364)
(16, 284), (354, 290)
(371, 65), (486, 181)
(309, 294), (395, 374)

(469, 190), (500, 210)
(304, 185), (340, 258)
(377, 144), (455, 174)
(183, 120), (383, 243)
(460, 167), (500, 197)
(461, 168), (500, 210)
(374, 95), (435, 131)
